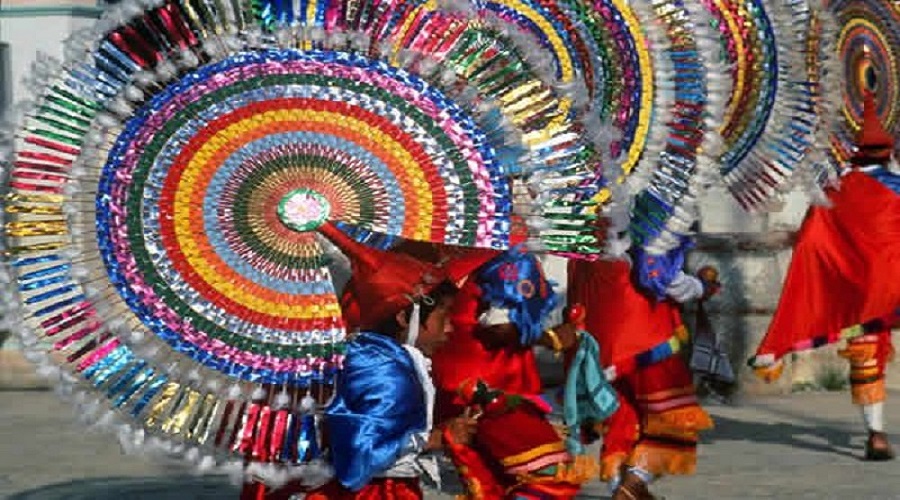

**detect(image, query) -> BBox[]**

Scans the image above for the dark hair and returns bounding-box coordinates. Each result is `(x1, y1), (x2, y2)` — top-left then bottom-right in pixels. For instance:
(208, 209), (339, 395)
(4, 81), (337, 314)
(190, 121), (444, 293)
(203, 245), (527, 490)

(376, 280), (457, 337)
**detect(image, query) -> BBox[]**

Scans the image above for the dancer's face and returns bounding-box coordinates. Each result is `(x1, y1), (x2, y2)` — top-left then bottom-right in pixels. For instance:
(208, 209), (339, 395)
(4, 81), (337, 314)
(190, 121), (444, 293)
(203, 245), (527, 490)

(414, 295), (455, 356)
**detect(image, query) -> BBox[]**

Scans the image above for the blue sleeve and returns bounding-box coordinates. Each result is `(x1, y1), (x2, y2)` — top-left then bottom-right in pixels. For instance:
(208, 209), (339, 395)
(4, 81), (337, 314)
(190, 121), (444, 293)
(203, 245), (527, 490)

(324, 335), (427, 491)
(631, 236), (694, 301)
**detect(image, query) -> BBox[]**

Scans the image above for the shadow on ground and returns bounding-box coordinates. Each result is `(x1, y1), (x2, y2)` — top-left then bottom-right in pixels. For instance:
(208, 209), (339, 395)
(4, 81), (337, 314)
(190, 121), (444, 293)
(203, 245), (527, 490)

(701, 413), (860, 460)
(7, 476), (238, 500)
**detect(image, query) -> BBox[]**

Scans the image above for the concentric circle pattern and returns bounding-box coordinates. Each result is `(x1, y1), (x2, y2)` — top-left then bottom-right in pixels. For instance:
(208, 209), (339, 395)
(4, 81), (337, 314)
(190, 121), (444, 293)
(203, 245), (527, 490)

(95, 49), (512, 385)
(0, 0), (604, 471)
(0, 0), (840, 480)
(830, 0), (900, 167)
(480, 0), (653, 177)
(586, 0), (653, 173)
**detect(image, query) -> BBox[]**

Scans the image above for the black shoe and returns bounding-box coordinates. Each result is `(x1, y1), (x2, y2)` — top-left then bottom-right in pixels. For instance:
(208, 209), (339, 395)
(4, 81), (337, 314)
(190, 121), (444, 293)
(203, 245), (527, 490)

(864, 431), (895, 461)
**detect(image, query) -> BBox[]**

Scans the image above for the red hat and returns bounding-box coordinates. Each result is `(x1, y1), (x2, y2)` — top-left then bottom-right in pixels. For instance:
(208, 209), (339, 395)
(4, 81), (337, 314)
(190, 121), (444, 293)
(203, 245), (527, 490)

(439, 247), (501, 287)
(377, 238), (502, 287)
(320, 223), (445, 330)
(852, 91), (895, 165)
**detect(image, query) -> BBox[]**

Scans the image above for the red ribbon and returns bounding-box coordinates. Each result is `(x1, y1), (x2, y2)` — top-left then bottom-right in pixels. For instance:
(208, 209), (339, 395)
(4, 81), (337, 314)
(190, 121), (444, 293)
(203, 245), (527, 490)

(235, 401), (262, 455)
(157, 4), (198, 50)
(24, 136), (79, 156)
(253, 404), (273, 461)
(215, 400), (238, 448)
(108, 26), (157, 68)
(19, 151), (73, 165)
(269, 409), (290, 463)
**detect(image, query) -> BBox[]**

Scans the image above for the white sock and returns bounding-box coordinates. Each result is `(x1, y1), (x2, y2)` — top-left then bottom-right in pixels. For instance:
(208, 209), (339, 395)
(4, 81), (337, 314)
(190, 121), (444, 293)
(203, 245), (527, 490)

(861, 402), (885, 432)
(628, 466), (656, 484)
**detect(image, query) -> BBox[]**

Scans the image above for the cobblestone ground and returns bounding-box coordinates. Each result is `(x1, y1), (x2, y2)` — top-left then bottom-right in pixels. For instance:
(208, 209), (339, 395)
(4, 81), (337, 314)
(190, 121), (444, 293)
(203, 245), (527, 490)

(1, 390), (899, 499)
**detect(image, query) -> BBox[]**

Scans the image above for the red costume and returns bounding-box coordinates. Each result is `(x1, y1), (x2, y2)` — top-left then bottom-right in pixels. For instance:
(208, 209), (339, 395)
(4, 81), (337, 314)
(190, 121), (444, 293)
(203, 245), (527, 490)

(752, 93), (900, 451)
(751, 170), (900, 397)
(430, 275), (543, 421)
(340, 238), (597, 497)
(305, 477), (422, 499)
(442, 379), (596, 500)
(567, 257), (713, 483)
(434, 248), (597, 498)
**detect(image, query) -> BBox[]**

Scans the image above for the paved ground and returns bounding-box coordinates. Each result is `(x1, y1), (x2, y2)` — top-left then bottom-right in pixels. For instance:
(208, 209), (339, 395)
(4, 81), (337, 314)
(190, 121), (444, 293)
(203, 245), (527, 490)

(1, 389), (899, 499)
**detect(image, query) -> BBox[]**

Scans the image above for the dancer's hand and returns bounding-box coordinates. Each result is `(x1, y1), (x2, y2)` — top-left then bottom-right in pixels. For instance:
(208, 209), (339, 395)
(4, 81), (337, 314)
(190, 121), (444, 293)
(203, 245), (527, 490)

(540, 323), (579, 353)
(697, 266), (721, 301)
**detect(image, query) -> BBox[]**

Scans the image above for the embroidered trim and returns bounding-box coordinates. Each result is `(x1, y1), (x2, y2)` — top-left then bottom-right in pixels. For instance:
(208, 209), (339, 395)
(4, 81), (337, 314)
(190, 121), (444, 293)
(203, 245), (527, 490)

(500, 441), (567, 467)
(604, 327), (689, 383)
(749, 308), (900, 368)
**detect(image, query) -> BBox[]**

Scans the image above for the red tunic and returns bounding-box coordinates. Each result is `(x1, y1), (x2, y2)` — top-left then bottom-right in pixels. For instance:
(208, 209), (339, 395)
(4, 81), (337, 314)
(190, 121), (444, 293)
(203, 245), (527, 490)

(305, 477), (422, 499)
(566, 258), (684, 370)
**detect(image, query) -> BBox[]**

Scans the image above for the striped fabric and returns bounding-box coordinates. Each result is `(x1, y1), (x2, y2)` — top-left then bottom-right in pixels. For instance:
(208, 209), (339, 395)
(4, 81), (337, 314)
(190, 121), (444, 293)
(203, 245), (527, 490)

(840, 330), (894, 405)
(599, 356), (713, 480)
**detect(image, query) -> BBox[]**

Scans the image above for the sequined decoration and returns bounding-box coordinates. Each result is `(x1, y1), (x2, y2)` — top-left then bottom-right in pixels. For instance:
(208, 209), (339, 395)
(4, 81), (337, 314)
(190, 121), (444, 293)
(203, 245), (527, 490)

(829, 0), (900, 168)
(0, 0), (602, 474)
(709, 0), (825, 209)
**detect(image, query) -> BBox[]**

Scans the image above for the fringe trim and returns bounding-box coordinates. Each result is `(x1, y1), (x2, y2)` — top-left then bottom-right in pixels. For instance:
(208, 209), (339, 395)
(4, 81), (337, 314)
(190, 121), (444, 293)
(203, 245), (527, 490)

(842, 335), (891, 405)
(753, 360), (785, 383)
(839, 341), (879, 365)
(550, 454), (600, 485)
(627, 442), (697, 477)
(500, 457), (597, 500)
(599, 452), (628, 482)
(642, 405), (714, 436)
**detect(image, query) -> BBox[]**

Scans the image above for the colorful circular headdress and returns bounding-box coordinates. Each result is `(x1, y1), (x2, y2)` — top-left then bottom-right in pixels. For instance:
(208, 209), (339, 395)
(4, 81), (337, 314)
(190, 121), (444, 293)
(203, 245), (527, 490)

(828, 0), (900, 168)
(691, 0), (834, 210)
(467, 0), (727, 256)
(0, 0), (604, 474)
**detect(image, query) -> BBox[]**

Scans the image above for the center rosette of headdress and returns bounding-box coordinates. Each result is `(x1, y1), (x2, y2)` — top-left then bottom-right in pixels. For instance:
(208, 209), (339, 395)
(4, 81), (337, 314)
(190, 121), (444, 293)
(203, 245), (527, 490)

(278, 188), (331, 233)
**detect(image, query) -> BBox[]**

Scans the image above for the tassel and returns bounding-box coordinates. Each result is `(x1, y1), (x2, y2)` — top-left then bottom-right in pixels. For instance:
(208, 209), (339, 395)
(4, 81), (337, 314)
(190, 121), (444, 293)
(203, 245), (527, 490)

(234, 386), (267, 455)
(269, 406), (290, 463)
(161, 387), (201, 436)
(297, 413), (320, 462)
(406, 301), (421, 346)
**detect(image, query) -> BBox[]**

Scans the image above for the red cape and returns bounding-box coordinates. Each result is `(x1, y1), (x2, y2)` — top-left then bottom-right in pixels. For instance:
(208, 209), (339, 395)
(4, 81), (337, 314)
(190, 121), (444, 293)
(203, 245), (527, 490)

(755, 171), (900, 361)
(567, 259), (683, 368)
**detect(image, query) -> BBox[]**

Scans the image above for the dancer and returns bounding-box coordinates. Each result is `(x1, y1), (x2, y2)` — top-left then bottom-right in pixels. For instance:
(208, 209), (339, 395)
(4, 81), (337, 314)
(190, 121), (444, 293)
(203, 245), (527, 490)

(343, 238), (590, 498)
(434, 247), (596, 499)
(751, 91), (900, 460)
(568, 233), (719, 499)
(243, 225), (478, 499)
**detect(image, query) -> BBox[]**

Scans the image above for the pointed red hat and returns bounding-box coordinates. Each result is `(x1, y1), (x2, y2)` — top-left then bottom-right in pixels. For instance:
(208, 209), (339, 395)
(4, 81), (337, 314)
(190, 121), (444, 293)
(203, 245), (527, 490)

(320, 223), (446, 330)
(439, 215), (528, 286)
(852, 91), (895, 165)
